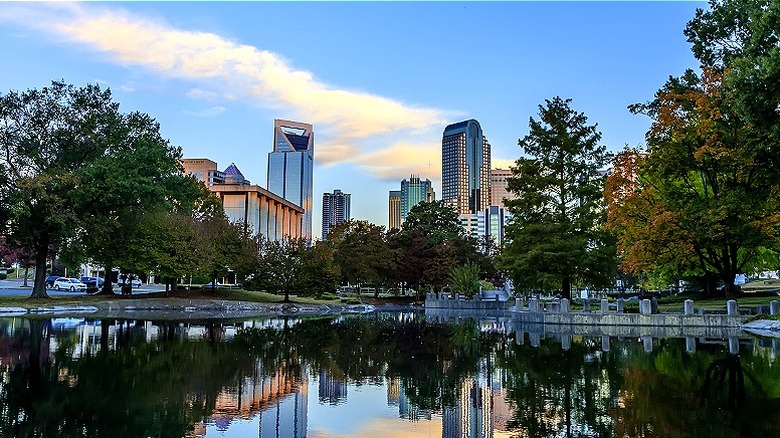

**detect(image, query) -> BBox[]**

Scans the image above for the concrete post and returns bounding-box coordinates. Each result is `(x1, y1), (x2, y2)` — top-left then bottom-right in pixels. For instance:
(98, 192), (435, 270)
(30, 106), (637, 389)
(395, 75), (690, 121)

(640, 299), (652, 315)
(515, 331), (525, 345)
(686, 337), (696, 353)
(729, 337), (739, 354)
(561, 334), (571, 351)
(684, 299), (694, 316)
(515, 298), (524, 311)
(601, 335), (610, 352)
(583, 299), (590, 312)
(770, 300), (779, 316)
(600, 299), (609, 313)
(530, 332), (541, 348)
(529, 298), (539, 313)
(616, 298), (624, 314)
(727, 300), (739, 317)
(651, 297), (659, 314)
(560, 298), (570, 313)
(643, 336), (653, 353)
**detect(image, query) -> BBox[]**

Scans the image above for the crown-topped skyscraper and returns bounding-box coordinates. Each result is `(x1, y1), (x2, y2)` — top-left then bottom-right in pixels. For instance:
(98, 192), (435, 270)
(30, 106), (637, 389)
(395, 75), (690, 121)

(441, 119), (491, 214)
(267, 119), (314, 240)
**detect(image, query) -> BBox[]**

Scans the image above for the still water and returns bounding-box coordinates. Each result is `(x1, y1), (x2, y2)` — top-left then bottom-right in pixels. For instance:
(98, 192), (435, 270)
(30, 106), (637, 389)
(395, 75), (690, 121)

(0, 313), (778, 438)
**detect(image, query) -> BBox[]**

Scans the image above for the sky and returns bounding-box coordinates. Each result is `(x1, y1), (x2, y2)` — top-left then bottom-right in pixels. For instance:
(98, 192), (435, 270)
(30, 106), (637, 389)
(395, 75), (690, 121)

(0, 1), (705, 238)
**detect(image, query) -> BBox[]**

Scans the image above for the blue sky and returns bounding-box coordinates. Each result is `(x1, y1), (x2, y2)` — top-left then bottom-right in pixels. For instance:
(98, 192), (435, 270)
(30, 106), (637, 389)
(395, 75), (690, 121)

(0, 2), (705, 237)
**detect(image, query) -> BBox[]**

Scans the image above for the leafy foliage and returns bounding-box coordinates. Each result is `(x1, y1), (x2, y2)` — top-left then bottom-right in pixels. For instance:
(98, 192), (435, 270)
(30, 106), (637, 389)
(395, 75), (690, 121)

(500, 97), (615, 299)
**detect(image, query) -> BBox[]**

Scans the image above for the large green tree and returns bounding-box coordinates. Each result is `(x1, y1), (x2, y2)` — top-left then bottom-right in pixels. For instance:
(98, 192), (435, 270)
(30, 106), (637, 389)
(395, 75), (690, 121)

(500, 97), (615, 300)
(0, 82), (120, 298)
(329, 220), (395, 295)
(608, 1), (780, 296)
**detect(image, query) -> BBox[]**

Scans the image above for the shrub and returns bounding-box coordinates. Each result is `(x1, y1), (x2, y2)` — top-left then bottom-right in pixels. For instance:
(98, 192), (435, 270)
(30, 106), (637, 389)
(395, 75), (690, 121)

(0, 273), (6, 280)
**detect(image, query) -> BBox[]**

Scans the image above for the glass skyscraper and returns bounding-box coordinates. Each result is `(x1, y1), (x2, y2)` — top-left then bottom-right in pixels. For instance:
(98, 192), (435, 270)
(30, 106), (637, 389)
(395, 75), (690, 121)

(400, 175), (434, 222)
(267, 119), (314, 240)
(321, 189), (351, 240)
(442, 119), (491, 214)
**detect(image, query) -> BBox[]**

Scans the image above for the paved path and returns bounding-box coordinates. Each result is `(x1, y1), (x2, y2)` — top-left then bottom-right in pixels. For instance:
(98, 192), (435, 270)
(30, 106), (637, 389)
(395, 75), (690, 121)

(0, 279), (166, 297)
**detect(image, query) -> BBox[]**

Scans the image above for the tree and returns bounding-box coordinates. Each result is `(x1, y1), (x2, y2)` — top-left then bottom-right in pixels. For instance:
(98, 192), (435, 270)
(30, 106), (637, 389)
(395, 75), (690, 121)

(0, 81), (121, 298)
(72, 110), (206, 295)
(329, 220), (395, 296)
(500, 97), (615, 300)
(618, 67), (780, 296)
(401, 201), (464, 245)
(448, 262), (481, 298)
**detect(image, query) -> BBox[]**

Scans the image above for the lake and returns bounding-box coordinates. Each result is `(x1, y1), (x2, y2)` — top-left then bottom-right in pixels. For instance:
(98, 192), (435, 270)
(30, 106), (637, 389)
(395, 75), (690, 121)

(0, 312), (778, 437)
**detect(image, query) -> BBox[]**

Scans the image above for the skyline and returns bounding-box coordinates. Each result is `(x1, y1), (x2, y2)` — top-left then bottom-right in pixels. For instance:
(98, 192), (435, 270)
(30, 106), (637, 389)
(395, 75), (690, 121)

(0, 2), (705, 237)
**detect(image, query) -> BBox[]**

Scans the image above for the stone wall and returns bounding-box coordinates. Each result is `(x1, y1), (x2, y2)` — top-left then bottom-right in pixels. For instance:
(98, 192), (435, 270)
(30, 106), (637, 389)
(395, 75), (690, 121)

(424, 292), (510, 311)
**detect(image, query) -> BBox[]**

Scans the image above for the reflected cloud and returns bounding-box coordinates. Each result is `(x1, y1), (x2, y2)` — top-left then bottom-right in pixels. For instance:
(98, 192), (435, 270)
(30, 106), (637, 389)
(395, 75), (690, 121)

(309, 417), (442, 438)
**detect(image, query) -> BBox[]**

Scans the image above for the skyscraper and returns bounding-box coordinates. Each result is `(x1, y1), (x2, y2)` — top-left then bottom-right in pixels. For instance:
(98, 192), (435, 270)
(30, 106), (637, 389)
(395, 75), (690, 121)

(400, 175), (434, 222)
(321, 189), (351, 240)
(442, 119), (491, 214)
(267, 119), (314, 240)
(489, 168), (516, 207)
(388, 190), (402, 230)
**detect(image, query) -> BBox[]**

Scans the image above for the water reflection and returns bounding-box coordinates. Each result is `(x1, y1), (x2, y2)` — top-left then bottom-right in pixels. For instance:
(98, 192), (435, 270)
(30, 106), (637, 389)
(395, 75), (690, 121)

(0, 314), (778, 438)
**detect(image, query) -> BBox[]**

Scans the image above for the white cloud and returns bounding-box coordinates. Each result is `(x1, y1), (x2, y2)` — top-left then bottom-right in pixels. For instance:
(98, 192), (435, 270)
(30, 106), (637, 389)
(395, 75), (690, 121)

(0, 3), (459, 180)
(183, 106), (226, 118)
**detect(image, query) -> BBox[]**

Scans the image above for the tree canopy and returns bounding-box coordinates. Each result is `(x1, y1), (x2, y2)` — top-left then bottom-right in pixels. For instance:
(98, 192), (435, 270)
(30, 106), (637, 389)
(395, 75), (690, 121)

(500, 97), (615, 299)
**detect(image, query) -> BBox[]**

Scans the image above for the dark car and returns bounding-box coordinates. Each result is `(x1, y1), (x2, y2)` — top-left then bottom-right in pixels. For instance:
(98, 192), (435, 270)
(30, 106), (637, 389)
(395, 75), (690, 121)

(80, 277), (104, 288)
(45, 275), (59, 288)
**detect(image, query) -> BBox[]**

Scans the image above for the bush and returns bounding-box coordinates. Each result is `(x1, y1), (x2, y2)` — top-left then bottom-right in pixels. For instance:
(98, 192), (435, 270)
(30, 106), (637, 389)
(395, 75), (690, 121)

(340, 297), (362, 304)
(0, 273), (6, 280)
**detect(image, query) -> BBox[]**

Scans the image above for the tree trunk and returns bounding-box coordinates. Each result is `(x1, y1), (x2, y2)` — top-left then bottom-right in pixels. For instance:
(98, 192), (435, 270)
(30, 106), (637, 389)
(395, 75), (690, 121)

(562, 274), (572, 301)
(99, 268), (115, 295)
(29, 245), (49, 299)
(22, 266), (29, 287)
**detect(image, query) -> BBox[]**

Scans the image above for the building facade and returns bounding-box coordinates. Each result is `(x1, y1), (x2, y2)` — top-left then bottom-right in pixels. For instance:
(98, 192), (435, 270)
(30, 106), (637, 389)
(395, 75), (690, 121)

(442, 119), (491, 214)
(181, 158), (226, 185)
(489, 168), (517, 208)
(459, 206), (511, 253)
(321, 189), (351, 240)
(388, 190), (402, 230)
(267, 119), (314, 240)
(400, 175), (435, 223)
(182, 158), (303, 241)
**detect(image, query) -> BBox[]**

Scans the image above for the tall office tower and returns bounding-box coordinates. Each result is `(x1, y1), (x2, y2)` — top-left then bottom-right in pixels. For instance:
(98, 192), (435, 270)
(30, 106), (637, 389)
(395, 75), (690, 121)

(489, 168), (517, 207)
(442, 119), (491, 214)
(268, 119), (314, 240)
(321, 189), (351, 240)
(400, 175), (434, 222)
(388, 190), (402, 229)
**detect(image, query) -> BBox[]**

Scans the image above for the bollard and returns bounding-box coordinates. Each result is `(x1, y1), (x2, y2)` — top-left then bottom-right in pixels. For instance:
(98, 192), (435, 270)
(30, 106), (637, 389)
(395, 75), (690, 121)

(771, 300), (779, 316)
(686, 337), (696, 353)
(651, 297), (659, 314)
(560, 298), (570, 313)
(640, 299), (652, 315)
(684, 299), (694, 316)
(529, 298), (540, 313)
(601, 335), (610, 352)
(515, 298), (523, 311)
(530, 332), (541, 348)
(616, 298), (624, 314)
(643, 336), (653, 353)
(515, 331), (525, 345)
(729, 337), (739, 354)
(561, 334), (571, 351)
(600, 299), (609, 314)
(583, 299), (590, 312)
(727, 300), (739, 317)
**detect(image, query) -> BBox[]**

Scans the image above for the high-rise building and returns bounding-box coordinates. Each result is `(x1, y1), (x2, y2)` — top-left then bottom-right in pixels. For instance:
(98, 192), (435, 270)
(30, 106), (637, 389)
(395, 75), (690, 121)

(401, 175), (434, 222)
(459, 206), (512, 253)
(442, 119), (491, 214)
(388, 190), (402, 230)
(268, 119), (314, 240)
(181, 158), (226, 185)
(321, 189), (351, 240)
(489, 168), (516, 208)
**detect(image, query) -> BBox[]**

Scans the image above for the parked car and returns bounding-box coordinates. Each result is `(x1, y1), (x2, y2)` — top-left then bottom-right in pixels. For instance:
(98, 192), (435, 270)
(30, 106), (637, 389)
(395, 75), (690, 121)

(53, 277), (87, 292)
(205, 281), (222, 288)
(45, 275), (59, 288)
(81, 277), (105, 289)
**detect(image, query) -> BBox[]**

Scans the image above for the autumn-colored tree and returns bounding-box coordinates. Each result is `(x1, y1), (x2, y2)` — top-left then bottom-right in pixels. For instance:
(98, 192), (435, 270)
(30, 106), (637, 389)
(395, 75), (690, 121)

(615, 68), (780, 296)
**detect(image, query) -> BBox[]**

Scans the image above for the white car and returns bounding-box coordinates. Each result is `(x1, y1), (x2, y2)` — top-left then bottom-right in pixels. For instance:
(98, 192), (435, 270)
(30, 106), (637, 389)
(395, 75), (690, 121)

(53, 277), (87, 292)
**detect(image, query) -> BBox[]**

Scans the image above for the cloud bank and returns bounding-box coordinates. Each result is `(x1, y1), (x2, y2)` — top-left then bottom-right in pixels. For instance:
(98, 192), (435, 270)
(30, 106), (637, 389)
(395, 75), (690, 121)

(2, 3), (455, 180)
